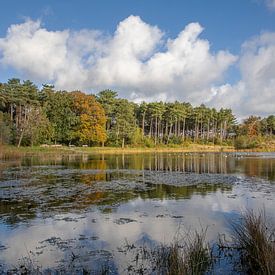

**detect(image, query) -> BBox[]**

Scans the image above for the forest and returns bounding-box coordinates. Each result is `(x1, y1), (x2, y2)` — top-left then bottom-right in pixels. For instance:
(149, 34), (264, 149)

(0, 79), (275, 148)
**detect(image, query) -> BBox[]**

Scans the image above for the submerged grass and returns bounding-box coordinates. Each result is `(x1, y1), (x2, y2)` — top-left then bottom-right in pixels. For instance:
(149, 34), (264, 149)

(6, 256), (41, 275)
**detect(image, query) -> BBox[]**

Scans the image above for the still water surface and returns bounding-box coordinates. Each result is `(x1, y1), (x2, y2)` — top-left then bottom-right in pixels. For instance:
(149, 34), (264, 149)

(0, 152), (275, 273)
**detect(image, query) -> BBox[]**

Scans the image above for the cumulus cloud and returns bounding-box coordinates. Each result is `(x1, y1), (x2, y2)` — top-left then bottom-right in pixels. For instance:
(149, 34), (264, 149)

(266, 0), (275, 10)
(0, 19), (106, 90)
(0, 16), (236, 104)
(0, 15), (274, 117)
(209, 31), (275, 117)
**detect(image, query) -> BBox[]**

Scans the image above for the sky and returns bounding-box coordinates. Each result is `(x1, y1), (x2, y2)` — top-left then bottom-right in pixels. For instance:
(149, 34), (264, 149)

(0, 0), (275, 117)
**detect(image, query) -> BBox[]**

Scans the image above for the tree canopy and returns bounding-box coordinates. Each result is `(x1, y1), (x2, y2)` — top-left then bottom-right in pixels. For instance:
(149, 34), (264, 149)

(0, 78), (274, 147)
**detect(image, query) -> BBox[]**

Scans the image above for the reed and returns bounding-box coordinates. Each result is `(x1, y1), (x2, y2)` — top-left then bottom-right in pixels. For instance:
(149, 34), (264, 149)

(232, 210), (275, 274)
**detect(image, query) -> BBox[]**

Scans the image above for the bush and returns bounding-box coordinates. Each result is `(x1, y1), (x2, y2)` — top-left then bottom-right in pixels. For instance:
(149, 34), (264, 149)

(234, 135), (261, 149)
(167, 136), (184, 145)
(130, 128), (143, 146)
(143, 137), (155, 148)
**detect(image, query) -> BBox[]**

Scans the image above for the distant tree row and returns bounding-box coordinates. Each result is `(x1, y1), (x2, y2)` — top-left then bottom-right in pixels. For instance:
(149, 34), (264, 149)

(0, 79), (274, 147)
(96, 90), (237, 147)
(0, 79), (106, 147)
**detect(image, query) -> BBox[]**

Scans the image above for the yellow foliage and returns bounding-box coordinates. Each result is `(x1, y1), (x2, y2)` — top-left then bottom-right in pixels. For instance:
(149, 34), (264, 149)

(70, 91), (107, 144)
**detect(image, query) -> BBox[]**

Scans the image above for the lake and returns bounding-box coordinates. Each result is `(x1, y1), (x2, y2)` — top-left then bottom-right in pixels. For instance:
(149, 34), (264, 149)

(0, 152), (275, 273)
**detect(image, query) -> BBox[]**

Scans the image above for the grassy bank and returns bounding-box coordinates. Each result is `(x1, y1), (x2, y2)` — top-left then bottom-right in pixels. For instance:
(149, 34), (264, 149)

(1, 144), (232, 156)
(1, 142), (275, 158)
(69, 143), (236, 154)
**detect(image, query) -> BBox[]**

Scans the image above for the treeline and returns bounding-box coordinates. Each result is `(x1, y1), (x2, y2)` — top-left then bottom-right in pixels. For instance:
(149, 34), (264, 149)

(0, 79), (106, 147)
(0, 79), (274, 148)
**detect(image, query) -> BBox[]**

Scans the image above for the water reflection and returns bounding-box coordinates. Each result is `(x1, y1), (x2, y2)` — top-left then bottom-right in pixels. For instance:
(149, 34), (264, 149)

(2, 152), (275, 179)
(0, 152), (275, 272)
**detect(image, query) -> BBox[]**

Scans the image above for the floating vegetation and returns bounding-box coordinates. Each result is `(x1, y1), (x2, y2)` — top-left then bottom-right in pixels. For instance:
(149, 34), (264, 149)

(1, 153), (275, 273)
(3, 210), (275, 274)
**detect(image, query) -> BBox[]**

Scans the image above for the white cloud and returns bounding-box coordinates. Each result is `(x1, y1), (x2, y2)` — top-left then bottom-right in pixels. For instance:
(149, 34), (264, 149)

(0, 18), (106, 90)
(209, 31), (275, 117)
(0, 16), (274, 117)
(266, 0), (275, 10)
(0, 16), (236, 104)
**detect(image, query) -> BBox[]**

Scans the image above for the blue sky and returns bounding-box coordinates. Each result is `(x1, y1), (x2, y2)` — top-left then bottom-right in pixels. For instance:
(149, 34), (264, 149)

(1, 0), (274, 52)
(0, 0), (275, 116)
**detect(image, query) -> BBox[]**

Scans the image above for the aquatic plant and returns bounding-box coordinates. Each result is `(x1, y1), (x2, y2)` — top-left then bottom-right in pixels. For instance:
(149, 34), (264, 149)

(121, 229), (213, 275)
(232, 209), (275, 274)
(219, 209), (275, 274)
(154, 229), (212, 275)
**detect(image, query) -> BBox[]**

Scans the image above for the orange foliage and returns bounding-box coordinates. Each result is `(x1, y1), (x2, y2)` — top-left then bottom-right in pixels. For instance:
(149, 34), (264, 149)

(70, 91), (107, 144)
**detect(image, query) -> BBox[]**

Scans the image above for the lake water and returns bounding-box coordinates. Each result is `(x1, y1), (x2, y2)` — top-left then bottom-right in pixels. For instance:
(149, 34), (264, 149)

(0, 152), (275, 273)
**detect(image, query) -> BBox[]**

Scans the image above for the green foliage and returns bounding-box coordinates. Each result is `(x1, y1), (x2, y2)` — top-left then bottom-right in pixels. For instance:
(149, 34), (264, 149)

(130, 127), (143, 146)
(266, 115), (275, 135)
(44, 90), (77, 144)
(167, 136), (184, 145)
(96, 89), (118, 131)
(143, 137), (155, 148)
(0, 78), (274, 148)
(234, 135), (261, 149)
(0, 111), (11, 144)
(23, 108), (54, 146)
(108, 99), (136, 147)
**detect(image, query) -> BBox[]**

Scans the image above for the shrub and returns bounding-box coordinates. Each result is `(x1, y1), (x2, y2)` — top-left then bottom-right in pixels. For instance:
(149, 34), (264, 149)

(130, 128), (143, 146)
(143, 137), (155, 148)
(234, 135), (261, 149)
(167, 136), (184, 145)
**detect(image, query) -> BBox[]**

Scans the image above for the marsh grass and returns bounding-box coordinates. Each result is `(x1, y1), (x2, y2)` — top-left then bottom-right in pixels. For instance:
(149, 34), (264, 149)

(182, 230), (213, 274)
(220, 209), (275, 274)
(0, 144), (236, 158)
(154, 230), (212, 275)
(122, 229), (213, 275)
(0, 145), (70, 160)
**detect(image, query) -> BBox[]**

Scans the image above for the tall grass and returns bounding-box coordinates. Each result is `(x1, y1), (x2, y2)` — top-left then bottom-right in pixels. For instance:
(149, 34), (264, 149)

(224, 209), (275, 274)
(0, 144), (236, 159)
(123, 229), (213, 274)
(154, 230), (212, 275)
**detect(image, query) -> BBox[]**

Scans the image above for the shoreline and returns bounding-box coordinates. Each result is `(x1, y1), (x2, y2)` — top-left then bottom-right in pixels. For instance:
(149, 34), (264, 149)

(1, 144), (275, 157)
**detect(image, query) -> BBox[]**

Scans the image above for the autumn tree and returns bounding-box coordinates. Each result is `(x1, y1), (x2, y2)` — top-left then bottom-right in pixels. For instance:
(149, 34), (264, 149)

(241, 116), (262, 137)
(71, 91), (107, 146)
(0, 78), (274, 148)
